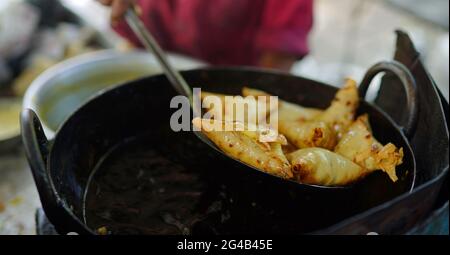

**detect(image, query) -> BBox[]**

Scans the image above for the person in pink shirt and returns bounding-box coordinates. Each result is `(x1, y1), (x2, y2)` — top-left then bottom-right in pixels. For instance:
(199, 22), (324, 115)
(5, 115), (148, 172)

(98, 0), (313, 71)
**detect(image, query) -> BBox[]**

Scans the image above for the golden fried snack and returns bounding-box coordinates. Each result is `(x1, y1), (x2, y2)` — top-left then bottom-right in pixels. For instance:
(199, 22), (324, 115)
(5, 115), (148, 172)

(279, 120), (337, 150)
(200, 91), (229, 119)
(287, 148), (366, 186)
(192, 118), (293, 179)
(241, 87), (270, 98)
(287, 148), (375, 186)
(242, 87), (322, 122)
(277, 100), (323, 122)
(334, 114), (403, 182)
(314, 78), (359, 139)
(242, 87), (335, 149)
(200, 91), (275, 125)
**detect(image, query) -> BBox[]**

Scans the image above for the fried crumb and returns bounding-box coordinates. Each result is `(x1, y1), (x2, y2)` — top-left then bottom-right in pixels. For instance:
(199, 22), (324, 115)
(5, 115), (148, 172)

(96, 226), (108, 235)
(0, 202), (5, 213)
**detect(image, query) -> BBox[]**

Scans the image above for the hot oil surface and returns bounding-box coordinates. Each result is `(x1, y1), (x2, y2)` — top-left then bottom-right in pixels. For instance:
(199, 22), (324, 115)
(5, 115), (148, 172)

(83, 134), (225, 235)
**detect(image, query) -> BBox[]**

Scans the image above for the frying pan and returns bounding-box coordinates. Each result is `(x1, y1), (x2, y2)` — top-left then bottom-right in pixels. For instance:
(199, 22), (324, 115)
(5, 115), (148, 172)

(21, 62), (418, 235)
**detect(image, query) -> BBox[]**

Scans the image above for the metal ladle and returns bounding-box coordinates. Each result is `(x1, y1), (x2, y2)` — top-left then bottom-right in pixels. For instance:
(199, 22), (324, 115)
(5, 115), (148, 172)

(124, 7), (347, 189)
(125, 7), (217, 148)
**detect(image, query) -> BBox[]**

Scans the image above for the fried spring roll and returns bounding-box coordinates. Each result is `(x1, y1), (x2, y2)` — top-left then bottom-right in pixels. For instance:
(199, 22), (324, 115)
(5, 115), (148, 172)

(287, 148), (367, 186)
(334, 115), (403, 182)
(200, 90), (275, 125)
(279, 120), (337, 149)
(192, 118), (293, 179)
(242, 87), (322, 121)
(242, 87), (335, 149)
(315, 78), (359, 139)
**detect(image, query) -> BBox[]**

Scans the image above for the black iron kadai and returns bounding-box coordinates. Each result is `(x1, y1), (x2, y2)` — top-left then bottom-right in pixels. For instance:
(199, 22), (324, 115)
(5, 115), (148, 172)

(21, 31), (448, 235)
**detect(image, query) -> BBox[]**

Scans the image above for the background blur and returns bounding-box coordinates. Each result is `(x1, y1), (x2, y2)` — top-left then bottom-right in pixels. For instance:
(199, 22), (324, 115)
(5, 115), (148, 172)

(0, 0), (448, 234)
(295, 0), (449, 101)
(57, 0), (449, 98)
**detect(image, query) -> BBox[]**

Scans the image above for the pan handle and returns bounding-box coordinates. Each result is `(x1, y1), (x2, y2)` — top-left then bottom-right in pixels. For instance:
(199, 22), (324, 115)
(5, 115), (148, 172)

(359, 61), (418, 138)
(21, 109), (93, 235)
(20, 109), (61, 226)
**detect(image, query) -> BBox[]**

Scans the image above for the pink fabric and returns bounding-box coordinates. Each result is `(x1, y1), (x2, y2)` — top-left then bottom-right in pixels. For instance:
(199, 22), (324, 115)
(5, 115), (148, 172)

(114, 0), (313, 66)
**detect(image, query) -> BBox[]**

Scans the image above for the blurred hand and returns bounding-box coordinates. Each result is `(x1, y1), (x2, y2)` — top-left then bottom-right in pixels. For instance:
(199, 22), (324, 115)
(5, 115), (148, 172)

(97, 0), (134, 24)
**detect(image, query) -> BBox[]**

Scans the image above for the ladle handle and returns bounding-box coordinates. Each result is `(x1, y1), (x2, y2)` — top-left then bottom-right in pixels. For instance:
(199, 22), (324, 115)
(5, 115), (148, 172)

(126, 6), (214, 154)
(125, 6), (192, 101)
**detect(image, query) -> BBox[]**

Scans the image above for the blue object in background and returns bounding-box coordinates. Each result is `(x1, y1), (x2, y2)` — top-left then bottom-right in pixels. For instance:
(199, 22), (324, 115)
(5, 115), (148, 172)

(408, 202), (449, 235)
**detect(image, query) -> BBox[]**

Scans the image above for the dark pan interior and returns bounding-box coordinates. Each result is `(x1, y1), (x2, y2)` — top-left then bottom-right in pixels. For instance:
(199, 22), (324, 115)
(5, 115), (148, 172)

(48, 68), (415, 234)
